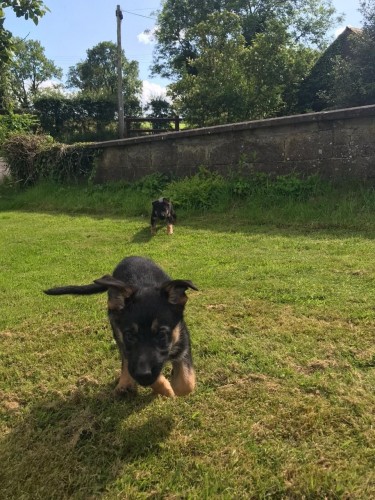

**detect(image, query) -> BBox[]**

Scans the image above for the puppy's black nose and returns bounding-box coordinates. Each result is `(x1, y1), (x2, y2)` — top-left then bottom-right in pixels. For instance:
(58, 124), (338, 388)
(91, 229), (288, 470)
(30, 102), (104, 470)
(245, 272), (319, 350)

(135, 371), (156, 387)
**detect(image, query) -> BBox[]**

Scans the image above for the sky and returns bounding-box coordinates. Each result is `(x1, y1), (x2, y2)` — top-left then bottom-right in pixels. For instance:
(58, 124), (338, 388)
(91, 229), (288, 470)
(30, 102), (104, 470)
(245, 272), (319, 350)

(3, 0), (364, 104)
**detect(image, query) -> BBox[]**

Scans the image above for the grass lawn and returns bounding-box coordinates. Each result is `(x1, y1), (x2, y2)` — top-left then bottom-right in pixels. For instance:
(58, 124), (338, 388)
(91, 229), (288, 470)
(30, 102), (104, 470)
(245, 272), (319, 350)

(0, 195), (374, 498)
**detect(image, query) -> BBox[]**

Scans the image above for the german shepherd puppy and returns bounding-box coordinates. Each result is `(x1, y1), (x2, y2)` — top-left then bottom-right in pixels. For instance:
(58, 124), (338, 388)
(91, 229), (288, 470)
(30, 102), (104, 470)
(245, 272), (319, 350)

(151, 198), (176, 235)
(44, 256), (198, 397)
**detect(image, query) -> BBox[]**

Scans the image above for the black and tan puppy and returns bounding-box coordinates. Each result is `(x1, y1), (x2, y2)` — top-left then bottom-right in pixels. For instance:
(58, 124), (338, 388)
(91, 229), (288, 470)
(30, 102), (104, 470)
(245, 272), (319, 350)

(44, 256), (197, 397)
(151, 198), (176, 235)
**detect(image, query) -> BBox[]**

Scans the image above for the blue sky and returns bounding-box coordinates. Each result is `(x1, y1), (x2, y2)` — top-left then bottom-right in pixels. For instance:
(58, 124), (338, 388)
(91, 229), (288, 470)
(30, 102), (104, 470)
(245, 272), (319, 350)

(4, 0), (364, 102)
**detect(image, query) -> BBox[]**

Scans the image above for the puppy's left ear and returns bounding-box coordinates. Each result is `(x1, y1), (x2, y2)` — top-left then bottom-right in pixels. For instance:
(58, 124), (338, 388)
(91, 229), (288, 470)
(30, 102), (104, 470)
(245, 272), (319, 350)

(162, 280), (198, 305)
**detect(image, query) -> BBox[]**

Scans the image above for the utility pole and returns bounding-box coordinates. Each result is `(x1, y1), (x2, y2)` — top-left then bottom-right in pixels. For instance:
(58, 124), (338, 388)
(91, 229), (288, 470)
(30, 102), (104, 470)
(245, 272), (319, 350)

(116, 5), (125, 138)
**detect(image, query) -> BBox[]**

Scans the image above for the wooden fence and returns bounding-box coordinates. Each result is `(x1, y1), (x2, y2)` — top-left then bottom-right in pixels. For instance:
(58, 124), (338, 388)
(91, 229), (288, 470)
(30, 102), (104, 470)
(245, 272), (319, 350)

(124, 116), (181, 137)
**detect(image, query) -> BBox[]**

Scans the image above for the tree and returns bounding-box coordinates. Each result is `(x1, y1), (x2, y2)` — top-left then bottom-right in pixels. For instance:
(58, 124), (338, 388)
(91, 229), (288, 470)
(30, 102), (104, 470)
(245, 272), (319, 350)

(168, 13), (251, 126)
(66, 41), (142, 116)
(144, 96), (174, 130)
(151, 0), (341, 79)
(0, 0), (48, 64)
(0, 0), (48, 111)
(168, 13), (318, 126)
(327, 0), (375, 108)
(144, 96), (173, 118)
(8, 37), (62, 110)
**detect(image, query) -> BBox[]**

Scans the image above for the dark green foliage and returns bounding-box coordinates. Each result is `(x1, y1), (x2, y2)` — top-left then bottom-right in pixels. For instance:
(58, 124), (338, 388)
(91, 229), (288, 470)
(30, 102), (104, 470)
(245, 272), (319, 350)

(9, 38), (63, 110)
(2, 133), (101, 185)
(144, 98), (175, 131)
(66, 41), (142, 118)
(296, 27), (362, 112)
(0, 1), (48, 64)
(0, 113), (40, 145)
(33, 95), (117, 143)
(1, 133), (53, 185)
(326, 1), (375, 108)
(230, 172), (323, 200)
(132, 172), (172, 196)
(152, 0), (338, 79)
(164, 168), (324, 211)
(165, 168), (227, 210)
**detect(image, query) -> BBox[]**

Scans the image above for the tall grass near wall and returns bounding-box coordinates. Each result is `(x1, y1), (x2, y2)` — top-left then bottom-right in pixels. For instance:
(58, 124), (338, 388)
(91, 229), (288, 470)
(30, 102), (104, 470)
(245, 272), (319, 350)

(1, 169), (374, 230)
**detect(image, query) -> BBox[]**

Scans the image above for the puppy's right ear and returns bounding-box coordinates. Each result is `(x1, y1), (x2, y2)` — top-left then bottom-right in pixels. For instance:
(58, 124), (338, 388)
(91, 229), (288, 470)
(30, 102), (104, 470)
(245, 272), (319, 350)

(161, 279), (198, 306)
(94, 275), (136, 311)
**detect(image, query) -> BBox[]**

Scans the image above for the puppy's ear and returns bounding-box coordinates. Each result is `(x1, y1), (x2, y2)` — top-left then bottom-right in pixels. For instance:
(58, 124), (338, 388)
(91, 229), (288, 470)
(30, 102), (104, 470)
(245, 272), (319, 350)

(161, 280), (198, 305)
(94, 275), (136, 311)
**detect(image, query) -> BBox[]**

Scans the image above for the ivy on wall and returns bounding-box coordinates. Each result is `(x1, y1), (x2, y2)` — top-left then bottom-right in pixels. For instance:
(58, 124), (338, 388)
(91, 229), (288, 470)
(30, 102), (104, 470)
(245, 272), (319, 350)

(2, 134), (102, 185)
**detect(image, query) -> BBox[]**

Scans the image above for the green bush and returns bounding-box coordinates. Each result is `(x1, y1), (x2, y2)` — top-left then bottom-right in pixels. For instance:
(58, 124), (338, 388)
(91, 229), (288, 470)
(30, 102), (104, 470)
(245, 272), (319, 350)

(272, 173), (323, 199)
(1, 133), (101, 186)
(165, 168), (227, 210)
(229, 172), (324, 200)
(1, 133), (53, 185)
(132, 172), (172, 197)
(0, 114), (40, 146)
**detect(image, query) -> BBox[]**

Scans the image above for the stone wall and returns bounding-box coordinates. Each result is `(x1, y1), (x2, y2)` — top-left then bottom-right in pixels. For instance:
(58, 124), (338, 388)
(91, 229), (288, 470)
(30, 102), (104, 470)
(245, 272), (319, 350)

(91, 105), (375, 184)
(0, 157), (8, 183)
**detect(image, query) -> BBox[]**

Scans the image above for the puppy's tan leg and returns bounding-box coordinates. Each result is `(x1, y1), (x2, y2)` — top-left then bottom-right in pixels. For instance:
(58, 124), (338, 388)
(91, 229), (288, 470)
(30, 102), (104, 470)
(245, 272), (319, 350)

(151, 374), (175, 397)
(167, 223), (173, 235)
(115, 359), (137, 395)
(171, 361), (196, 396)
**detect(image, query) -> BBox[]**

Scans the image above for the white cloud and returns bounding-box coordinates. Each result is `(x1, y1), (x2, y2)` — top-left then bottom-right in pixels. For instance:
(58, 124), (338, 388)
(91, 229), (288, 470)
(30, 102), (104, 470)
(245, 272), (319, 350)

(141, 80), (170, 106)
(137, 28), (156, 45)
(39, 79), (61, 89)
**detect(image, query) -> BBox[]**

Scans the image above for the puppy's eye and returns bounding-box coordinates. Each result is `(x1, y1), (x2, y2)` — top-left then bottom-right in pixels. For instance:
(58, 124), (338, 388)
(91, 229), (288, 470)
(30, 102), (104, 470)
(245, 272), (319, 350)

(124, 329), (138, 344)
(157, 326), (170, 345)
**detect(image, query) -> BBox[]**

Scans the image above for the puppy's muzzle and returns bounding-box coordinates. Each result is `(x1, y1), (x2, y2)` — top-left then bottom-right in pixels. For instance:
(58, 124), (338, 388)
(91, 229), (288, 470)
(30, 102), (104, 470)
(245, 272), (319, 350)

(130, 363), (160, 387)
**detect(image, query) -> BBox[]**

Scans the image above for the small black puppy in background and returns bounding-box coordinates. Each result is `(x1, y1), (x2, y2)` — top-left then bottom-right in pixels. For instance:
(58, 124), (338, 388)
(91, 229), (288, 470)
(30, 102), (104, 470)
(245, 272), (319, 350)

(151, 198), (176, 235)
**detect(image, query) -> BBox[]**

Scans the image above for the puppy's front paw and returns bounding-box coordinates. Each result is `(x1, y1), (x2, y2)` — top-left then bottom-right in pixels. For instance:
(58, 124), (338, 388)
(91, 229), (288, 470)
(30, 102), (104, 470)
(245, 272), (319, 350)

(151, 375), (175, 398)
(114, 381), (137, 397)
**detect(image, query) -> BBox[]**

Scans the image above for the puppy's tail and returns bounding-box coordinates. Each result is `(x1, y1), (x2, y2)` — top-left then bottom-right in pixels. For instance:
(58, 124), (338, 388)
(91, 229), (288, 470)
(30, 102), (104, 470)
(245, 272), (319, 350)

(44, 282), (108, 296)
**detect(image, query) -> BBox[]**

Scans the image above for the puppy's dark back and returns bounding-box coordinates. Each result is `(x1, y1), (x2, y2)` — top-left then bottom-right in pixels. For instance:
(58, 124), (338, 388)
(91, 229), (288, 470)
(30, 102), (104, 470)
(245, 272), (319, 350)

(113, 256), (170, 288)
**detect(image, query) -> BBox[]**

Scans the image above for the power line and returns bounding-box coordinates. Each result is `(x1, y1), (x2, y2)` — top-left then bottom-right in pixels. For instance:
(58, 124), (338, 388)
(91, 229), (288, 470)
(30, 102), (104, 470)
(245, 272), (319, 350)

(121, 9), (156, 21)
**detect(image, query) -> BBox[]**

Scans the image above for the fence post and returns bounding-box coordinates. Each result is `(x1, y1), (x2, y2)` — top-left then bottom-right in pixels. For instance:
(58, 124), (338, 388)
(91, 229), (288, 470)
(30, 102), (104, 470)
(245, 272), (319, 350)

(175, 116), (180, 131)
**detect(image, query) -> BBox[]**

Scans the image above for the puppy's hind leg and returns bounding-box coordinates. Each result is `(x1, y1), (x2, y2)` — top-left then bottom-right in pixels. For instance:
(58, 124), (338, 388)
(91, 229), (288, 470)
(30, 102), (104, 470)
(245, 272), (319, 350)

(151, 219), (157, 235)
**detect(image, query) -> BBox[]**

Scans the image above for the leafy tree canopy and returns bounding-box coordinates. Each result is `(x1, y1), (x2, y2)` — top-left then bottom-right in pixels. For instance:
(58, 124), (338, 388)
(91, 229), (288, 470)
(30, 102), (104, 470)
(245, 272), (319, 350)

(0, 0), (48, 64)
(152, 0), (341, 79)
(327, 0), (375, 108)
(66, 41), (142, 116)
(168, 12), (318, 126)
(8, 37), (63, 110)
(144, 97), (173, 117)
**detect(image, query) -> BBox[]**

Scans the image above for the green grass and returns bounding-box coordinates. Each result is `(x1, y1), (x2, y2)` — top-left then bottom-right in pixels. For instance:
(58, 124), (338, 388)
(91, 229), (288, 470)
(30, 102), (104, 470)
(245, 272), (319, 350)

(0, 183), (374, 498)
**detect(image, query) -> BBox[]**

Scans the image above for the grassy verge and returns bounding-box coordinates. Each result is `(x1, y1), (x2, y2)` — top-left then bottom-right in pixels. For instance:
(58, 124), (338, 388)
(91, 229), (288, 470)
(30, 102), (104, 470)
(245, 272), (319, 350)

(1, 174), (375, 230)
(0, 181), (374, 498)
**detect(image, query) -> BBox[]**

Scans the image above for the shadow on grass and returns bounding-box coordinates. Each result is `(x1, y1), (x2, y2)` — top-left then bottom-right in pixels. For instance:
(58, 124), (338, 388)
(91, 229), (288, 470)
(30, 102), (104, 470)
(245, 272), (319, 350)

(1, 204), (375, 241)
(131, 223), (173, 243)
(0, 384), (174, 498)
(131, 225), (153, 243)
